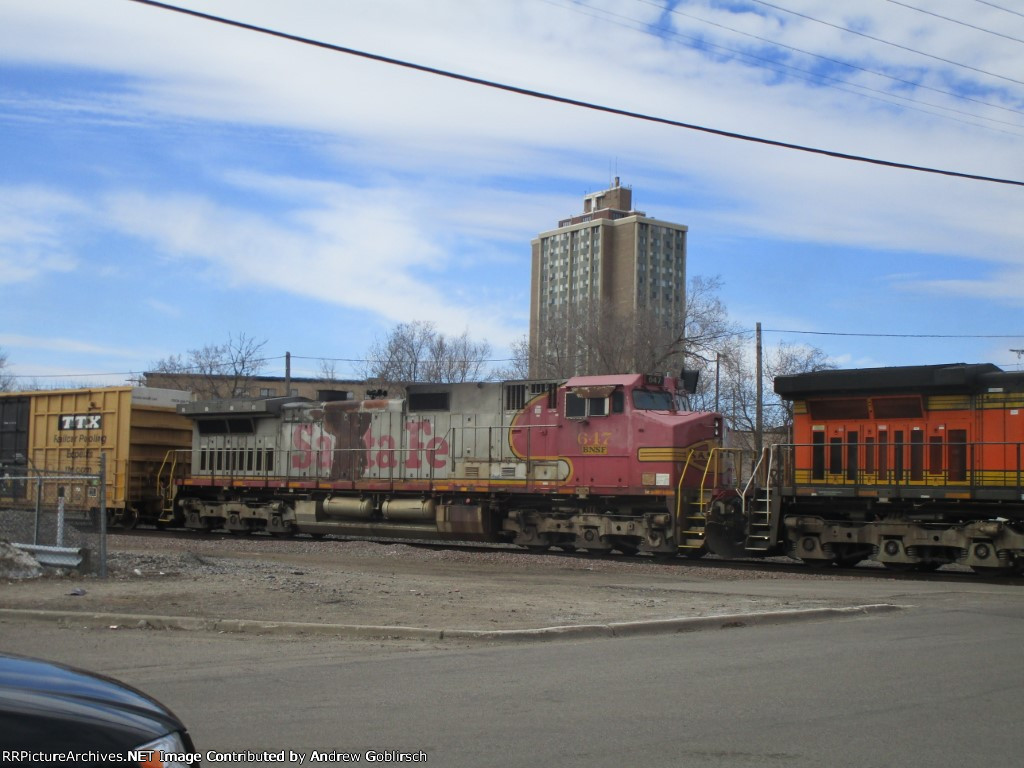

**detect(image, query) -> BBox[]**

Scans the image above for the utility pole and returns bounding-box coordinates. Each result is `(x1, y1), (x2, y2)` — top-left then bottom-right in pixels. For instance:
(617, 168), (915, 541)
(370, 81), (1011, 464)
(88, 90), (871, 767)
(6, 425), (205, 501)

(755, 322), (763, 460)
(715, 352), (720, 413)
(285, 351), (291, 396)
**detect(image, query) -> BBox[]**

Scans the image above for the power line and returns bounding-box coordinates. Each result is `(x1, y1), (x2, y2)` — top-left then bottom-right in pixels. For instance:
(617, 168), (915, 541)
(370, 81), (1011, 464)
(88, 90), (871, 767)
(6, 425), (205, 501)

(555, 0), (1024, 136)
(124, 0), (1024, 187)
(763, 329), (1024, 339)
(747, 0), (1024, 87)
(972, 0), (1024, 21)
(622, 0), (1024, 124)
(888, 0), (1024, 44)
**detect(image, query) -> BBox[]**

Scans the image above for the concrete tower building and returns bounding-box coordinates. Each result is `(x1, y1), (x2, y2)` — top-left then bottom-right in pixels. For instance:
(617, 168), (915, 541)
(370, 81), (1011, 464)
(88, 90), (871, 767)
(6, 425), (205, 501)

(529, 179), (688, 376)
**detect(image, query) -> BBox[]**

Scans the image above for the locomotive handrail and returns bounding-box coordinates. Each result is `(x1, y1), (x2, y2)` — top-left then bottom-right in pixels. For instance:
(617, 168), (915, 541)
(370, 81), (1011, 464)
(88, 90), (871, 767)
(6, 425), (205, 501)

(675, 446), (743, 521)
(156, 449), (175, 500)
(775, 438), (1024, 497)
(741, 445), (774, 514)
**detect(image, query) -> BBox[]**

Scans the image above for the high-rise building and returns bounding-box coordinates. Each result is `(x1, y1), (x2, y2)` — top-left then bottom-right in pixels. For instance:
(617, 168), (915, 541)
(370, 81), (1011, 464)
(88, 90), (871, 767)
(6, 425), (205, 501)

(529, 179), (688, 376)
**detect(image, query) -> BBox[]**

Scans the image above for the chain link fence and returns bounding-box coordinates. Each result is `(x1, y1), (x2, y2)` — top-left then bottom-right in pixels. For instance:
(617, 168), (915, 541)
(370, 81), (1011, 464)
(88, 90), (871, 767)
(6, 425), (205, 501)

(0, 456), (108, 576)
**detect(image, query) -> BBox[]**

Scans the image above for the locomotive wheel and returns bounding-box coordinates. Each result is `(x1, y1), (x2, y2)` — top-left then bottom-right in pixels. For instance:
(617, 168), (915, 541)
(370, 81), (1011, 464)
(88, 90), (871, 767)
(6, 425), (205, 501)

(608, 537), (640, 556)
(833, 547), (871, 568)
(681, 544), (707, 560)
(526, 545), (550, 554)
(120, 507), (139, 530)
(558, 545), (577, 553)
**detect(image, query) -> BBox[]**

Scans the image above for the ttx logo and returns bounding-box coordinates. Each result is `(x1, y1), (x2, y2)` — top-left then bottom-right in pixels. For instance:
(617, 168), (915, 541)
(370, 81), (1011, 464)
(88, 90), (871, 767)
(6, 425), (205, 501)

(58, 414), (103, 430)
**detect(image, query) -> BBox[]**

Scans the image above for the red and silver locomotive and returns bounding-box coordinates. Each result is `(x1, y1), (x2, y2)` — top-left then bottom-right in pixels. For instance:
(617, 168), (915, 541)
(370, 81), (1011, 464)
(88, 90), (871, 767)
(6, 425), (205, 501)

(170, 373), (726, 556)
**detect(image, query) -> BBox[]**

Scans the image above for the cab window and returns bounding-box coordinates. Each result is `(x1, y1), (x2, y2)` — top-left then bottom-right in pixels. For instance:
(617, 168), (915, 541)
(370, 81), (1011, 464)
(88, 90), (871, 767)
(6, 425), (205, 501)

(632, 389), (674, 410)
(566, 392), (608, 418)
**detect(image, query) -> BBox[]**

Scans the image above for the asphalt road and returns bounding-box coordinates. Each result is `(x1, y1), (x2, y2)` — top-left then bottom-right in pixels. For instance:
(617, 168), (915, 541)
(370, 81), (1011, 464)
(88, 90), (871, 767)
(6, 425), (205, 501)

(3, 582), (1023, 767)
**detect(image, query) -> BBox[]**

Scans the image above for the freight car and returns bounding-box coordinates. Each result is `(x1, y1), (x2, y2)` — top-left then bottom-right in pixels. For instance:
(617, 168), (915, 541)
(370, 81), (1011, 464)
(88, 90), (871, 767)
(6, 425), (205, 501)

(168, 373), (726, 556)
(706, 363), (1024, 574)
(0, 387), (193, 528)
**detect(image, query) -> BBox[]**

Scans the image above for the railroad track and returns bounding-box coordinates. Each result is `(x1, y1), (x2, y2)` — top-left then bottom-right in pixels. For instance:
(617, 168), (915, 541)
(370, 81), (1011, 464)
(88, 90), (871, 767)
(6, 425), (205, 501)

(104, 526), (1024, 586)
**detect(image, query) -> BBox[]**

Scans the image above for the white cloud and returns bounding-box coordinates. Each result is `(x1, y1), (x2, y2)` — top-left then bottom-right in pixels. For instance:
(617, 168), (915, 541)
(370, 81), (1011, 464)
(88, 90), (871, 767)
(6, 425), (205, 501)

(0, 334), (128, 356)
(96, 181), (525, 344)
(0, 186), (82, 284)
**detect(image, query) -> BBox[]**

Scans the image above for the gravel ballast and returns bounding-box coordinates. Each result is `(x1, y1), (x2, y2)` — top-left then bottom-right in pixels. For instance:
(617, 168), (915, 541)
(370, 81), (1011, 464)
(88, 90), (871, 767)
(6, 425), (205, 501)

(1, 531), (867, 632)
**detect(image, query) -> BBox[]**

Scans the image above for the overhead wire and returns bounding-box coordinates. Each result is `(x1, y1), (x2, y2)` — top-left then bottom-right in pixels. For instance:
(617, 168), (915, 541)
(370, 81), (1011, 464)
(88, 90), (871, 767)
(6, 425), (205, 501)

(746, 0), (1024, 87)
(554, 0), (1024, 137)
(622, 0), (1024, 124)
(762, 329), (1024, 339)
(124, 0), (1024, 187)
(971, 0), (1024, 21)
(887, 0), (1024, 44)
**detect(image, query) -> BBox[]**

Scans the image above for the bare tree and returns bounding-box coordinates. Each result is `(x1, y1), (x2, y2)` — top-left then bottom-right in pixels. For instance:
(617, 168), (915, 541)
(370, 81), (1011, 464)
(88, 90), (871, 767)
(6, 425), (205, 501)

(149, 332), (268, 399)
(0, 348), (14, 391)
(424, 329), (491, 383)
(766, 341), (835, 430)
(719, 340), (835, 435)
(680, 275), (738, 368)
(316, 358), (339, 381)
(491, 335), (531, 381)
(361, 322), (492, 385)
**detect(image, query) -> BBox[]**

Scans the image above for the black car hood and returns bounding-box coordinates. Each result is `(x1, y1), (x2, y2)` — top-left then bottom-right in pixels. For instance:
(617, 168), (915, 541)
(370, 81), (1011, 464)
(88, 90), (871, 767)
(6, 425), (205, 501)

(0, 653), (186, 751)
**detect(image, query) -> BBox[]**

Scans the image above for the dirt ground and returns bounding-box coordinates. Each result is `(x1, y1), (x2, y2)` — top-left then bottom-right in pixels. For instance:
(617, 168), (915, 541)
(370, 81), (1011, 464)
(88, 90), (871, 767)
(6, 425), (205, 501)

(0, 532), (854, 631)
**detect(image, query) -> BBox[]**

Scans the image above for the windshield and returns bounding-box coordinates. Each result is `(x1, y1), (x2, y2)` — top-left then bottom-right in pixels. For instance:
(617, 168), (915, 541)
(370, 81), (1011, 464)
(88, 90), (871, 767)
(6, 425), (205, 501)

(632, 389), (675, 411)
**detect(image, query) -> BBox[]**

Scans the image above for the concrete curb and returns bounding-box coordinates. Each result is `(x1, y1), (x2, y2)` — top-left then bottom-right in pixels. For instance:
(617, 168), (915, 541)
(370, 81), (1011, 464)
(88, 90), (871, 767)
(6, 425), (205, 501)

(0, 604), (906, 642)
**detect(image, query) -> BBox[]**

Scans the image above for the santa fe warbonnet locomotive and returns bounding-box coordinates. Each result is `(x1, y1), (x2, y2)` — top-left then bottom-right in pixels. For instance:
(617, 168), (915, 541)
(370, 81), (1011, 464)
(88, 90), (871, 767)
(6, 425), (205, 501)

(169, 373), (724, 557)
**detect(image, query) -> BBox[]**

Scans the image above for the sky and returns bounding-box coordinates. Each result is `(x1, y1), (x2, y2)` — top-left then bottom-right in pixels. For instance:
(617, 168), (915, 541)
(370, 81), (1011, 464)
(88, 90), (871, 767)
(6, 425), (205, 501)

(1, 0), (1023, 386)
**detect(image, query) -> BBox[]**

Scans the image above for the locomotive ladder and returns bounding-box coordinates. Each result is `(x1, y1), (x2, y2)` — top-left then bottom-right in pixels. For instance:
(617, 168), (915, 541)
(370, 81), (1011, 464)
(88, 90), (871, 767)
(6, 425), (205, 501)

(676, 448), (733, 553)
(679, 495), (709, 553)
(155, 449), (184, 525)
(742, 445), (779, 552)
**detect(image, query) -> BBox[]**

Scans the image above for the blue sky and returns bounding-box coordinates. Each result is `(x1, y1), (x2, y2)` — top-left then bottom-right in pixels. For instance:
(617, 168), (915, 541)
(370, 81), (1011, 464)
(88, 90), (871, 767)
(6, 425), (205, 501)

(2, 0), (1023, 385)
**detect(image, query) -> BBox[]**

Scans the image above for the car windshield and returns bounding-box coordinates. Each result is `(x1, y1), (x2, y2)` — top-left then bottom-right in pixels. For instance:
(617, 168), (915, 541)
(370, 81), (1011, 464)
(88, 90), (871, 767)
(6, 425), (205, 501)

(632, 389), (675, 411)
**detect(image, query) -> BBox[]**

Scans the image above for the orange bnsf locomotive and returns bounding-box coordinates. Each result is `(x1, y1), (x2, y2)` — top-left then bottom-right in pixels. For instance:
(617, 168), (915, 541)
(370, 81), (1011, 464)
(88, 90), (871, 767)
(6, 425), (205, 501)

(750, 363), (1024, 573)
(168, 373), (725, 556)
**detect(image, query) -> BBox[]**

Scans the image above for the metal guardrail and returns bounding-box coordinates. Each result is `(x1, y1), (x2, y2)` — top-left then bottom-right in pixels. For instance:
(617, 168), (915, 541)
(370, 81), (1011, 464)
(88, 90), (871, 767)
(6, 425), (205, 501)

(12, 543), (90, 570)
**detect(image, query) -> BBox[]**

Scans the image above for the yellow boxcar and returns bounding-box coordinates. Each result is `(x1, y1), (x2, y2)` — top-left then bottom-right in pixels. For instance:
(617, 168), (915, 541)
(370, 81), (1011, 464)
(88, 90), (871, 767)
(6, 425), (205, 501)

(0, 387), (192, 526)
